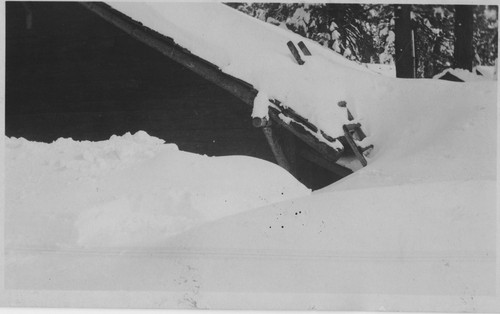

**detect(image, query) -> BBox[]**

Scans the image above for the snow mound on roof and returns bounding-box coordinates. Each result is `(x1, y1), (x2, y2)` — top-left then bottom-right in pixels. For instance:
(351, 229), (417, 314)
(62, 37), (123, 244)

(107, 2), (377, 139)
(474, 65), (497, 79)
(5, 131), (310, 248)
(433, 67), (494, 81)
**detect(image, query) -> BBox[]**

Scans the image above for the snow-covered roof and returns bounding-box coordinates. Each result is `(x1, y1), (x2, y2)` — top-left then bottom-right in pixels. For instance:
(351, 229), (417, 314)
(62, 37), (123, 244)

(5, 3), (498, 309)
(101, 2), (378, 149)
(433, 67), (496, 82)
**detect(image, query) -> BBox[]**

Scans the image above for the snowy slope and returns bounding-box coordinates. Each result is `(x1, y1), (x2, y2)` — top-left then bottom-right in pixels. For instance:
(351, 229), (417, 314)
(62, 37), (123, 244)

(4, 78), (497, 310)
(133, 75), (497, 304)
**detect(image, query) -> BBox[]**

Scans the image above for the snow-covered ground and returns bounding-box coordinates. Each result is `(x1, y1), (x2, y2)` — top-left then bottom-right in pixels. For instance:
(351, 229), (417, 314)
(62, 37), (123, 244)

(5, 131), (309, 249)
(2, 2), (498, 312)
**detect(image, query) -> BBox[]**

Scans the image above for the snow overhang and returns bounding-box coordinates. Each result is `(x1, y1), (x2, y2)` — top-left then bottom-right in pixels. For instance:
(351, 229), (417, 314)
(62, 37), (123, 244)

(81, 2), (372, 176)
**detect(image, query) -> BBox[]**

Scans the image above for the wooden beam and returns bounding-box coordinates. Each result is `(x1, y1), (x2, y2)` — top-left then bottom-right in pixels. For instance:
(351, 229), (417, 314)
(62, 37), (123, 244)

(342, 124), (368, 167)
(345, 122), (366, 141)
(299, 149), (353, 177)
(270, 99), (318, 132)
(262, 126), (292, 173)
(80, 2), (258, 106)
(269, 107), (343, 163)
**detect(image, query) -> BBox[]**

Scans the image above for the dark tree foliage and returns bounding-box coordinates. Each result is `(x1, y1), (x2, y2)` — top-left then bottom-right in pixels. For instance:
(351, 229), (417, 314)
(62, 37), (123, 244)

(226, 3), (371, 61)
(412, 5), (455, 77)
(474, 5), (498, 67)
(226, 3), (498, 78)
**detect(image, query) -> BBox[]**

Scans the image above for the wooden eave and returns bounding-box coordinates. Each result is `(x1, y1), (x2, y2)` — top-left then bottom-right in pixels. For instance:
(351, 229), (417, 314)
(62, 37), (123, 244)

(80, 2), (347, 169)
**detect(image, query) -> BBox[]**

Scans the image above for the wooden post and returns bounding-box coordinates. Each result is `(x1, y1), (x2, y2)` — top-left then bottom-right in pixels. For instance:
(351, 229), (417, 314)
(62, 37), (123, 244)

(342, 124), (368, 167)
(278, 124), (297, 175)
(262, 126), (293, 173)
(337, 100), (354, 121)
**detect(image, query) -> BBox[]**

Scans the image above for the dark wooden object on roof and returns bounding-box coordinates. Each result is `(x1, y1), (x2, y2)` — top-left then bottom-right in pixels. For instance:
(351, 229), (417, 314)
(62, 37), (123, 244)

(298, 41), (311, 56)
(342, 123), (368, 167)
(286, 41), (305, 65)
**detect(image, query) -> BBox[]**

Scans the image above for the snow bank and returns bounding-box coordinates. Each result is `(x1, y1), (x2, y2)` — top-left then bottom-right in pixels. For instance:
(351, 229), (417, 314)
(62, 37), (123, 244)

(5, 131), (310, 248)
(148, 74), (497, 300)
(4, 3), (497, 309)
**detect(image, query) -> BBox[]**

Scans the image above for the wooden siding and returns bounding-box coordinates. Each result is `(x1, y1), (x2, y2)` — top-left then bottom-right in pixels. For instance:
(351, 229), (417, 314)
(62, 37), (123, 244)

(5, 2), (344, 189)
(6, 2), (274, 160)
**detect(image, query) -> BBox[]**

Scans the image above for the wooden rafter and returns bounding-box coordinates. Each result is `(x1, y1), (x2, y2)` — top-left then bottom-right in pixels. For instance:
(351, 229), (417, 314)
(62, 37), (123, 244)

(299, 149), (353, 177)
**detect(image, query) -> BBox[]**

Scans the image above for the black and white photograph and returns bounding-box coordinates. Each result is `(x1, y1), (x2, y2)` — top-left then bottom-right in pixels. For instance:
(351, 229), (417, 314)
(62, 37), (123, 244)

(1, 0), (499, 312)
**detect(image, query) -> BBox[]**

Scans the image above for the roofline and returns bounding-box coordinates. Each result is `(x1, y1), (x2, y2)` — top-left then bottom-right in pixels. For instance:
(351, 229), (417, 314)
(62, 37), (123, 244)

(80, 2), (348, 171)
(79, 2), (257, 105)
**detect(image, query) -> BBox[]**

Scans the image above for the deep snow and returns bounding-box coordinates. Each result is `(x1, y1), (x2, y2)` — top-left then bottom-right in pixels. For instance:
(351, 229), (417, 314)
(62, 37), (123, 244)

(2, 2), (498, 312)
(5, 131), (309, 249)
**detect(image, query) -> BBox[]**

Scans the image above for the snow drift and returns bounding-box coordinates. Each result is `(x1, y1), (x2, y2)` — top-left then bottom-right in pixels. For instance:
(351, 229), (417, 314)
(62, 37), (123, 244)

(3, 2), (498, 312)
(5, 131), (310, 248)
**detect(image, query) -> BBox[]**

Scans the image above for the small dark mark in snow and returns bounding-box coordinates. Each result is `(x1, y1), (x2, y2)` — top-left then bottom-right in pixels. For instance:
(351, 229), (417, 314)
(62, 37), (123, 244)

(281, 226), (284, 228)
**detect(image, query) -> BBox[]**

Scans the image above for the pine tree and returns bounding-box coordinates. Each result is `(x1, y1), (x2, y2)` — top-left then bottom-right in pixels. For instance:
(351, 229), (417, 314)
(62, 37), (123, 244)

(226, 3), (497, 78)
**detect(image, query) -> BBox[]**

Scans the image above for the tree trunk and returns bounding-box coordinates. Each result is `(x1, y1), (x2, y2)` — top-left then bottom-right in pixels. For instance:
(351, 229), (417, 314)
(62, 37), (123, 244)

(454, 5), (474, 71)
(394, 5), (414, 78)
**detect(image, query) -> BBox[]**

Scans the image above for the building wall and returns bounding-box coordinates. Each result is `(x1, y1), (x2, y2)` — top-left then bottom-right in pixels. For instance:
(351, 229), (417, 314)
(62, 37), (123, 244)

(6, 2), (274, 162)
(6, 2), (345, 189)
